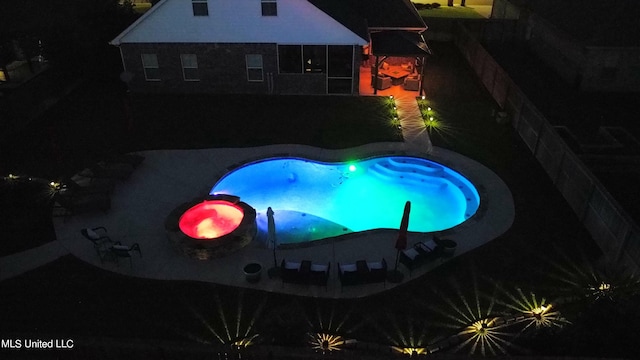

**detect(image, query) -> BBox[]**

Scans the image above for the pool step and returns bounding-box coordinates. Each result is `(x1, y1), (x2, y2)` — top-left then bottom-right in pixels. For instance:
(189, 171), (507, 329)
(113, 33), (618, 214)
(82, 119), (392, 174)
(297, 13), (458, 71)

(368, 160), (447, 187)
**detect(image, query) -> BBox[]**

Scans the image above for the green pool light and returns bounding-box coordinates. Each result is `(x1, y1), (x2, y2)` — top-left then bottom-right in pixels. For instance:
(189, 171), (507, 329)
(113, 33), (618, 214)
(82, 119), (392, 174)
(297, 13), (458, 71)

(348, 165), (357, 172)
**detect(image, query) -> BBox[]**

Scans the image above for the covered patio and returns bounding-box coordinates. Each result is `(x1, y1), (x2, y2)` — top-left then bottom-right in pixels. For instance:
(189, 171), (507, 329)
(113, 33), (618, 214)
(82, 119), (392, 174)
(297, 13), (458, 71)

(360, 31), (432, 96)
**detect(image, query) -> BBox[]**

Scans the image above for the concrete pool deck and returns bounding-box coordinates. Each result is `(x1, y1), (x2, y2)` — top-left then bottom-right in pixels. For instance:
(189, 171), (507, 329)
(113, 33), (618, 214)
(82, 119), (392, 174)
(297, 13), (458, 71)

(38, 143), (514, 299)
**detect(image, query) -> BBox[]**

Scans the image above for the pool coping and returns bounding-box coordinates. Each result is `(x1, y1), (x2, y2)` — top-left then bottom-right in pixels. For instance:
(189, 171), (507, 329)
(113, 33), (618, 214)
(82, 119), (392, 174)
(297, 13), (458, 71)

(53, 143), (515, 299)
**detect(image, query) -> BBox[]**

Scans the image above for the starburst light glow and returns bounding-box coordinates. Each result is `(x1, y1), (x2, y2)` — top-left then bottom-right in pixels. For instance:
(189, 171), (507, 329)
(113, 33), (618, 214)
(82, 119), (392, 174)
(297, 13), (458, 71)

(310, 333), (344, 352)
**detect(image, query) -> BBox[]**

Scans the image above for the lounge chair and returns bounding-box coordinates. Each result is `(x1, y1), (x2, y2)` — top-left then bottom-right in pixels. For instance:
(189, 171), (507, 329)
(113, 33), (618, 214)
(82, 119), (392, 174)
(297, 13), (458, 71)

(309, 262), (331, 289)
(367, 258), (387, 285)
(414, 239), (439, 258)
(399, 247), (424, 277)
(338, 262), (361, 288)
(280, 259), (310, 285)
(338, 259), (387, 289)
(81, 227), (116, 263)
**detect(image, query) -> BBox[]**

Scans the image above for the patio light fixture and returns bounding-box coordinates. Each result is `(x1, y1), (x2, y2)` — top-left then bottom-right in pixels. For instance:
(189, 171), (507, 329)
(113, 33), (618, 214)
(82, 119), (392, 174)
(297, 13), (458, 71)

(392, 346), (428, 355)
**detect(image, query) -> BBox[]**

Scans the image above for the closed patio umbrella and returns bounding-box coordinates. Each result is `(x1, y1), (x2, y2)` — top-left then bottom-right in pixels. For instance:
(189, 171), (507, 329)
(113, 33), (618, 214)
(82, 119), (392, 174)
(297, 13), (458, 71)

(390, 201), (411, 283)
(267, 207), (280, 278)
(395, 201), (411, 253)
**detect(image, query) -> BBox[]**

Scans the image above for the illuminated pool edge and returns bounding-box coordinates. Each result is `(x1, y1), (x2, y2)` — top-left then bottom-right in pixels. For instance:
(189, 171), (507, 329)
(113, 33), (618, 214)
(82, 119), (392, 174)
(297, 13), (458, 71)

(165, 195), (257, 260)
(211, 155), (481, 243)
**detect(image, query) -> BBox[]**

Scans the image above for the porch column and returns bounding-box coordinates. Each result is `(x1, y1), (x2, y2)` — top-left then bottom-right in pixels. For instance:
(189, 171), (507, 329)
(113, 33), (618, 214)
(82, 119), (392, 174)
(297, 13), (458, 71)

(419, 56), (426, 97)
(373, 55), (380, 95)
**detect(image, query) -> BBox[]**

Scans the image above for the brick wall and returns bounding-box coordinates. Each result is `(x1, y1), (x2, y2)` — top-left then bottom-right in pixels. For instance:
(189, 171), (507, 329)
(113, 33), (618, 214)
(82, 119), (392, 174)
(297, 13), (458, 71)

(120, 43), (276, 94)
(119, 43), (360, 95)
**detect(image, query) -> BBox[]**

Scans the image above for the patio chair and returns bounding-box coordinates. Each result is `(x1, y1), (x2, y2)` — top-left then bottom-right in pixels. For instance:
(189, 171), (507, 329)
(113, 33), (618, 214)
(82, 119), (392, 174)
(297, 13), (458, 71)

(367, 258), (387, 285)
(403, 76), (420, 91)
(376, 75), (392, 90)
(309, 262), (331, 289)
(399, 247), (424, 277)
(81, 227), (116, 263)
(110, 243), (142, 267)
(280, 259), (311, 285)
(414, 239), (439, 259)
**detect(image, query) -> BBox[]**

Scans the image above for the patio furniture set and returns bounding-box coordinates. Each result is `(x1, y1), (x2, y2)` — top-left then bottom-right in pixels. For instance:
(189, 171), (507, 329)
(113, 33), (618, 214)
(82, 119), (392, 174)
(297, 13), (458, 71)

(280, 258), (389, 290)
(280, 259), (331, 289)
(81, 226), (143, 267)
(399, 237), (458, 276)
(53, 153), (144, 219)
(372, 62), (421, 91)
(338, 258), (388, 289)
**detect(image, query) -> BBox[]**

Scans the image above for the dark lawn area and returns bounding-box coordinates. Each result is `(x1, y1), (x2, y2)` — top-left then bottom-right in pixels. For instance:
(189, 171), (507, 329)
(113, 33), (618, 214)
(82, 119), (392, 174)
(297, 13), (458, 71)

(0, 83), (398, 180)
(486, 42), (640, 226)
(1, 42), (639, 359)
(128, 93), (397, 150)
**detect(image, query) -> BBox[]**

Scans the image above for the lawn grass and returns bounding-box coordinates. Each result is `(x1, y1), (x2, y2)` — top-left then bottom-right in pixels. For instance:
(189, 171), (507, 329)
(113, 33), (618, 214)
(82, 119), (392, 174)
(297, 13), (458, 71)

(132, 2), (151, 14)
(0, 82), (399, 180)
(417, 5), (485, 19)
(128, 93), (398, 150)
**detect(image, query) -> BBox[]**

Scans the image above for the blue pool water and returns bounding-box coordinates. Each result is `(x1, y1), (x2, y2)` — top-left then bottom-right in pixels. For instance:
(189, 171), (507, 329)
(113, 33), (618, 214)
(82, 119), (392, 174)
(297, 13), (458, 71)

(210, 156), (480, 244)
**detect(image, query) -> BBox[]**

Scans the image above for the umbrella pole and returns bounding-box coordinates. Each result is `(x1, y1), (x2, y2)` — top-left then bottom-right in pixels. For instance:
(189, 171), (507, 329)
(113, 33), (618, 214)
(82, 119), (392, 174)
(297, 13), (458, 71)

(388, 249), (404, 283)
(268, 238), (280, 279)
(394, 249), (400, 271)
(267, 207), (280, 278)
(272, 238), (277, 268)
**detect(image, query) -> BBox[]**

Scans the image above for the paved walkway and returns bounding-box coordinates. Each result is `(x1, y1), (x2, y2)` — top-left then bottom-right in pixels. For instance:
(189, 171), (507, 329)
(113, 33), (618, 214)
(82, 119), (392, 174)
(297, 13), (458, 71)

(394, 93), (433, 153)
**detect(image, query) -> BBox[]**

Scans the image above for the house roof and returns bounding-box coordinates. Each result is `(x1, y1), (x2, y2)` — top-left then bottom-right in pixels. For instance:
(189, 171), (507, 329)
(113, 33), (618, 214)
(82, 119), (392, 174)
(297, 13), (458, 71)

(110, 0), (368, 46)
(308, 0), (427, 37)
(370, 31), (431, 56)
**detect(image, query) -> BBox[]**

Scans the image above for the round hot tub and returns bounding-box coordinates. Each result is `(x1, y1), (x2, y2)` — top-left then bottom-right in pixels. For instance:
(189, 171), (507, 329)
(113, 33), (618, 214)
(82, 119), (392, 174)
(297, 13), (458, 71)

(165, 195), (257, 260)
(179, 200), (244, 239)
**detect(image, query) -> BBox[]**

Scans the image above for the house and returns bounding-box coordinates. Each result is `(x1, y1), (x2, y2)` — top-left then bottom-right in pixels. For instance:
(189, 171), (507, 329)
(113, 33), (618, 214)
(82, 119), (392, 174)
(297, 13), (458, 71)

(110, 0), (430, 95)
(491, 0), (640, 92)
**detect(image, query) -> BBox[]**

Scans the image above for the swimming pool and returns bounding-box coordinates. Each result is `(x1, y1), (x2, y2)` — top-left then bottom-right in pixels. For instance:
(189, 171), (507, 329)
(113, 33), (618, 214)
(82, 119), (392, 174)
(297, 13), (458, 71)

(211, 156), (480, 244)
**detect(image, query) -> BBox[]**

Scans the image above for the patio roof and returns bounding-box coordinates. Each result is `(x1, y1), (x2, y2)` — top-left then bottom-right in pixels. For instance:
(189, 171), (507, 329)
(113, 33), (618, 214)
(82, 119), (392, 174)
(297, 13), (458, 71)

(370, 31), (432, 57)
(308, 0), (427, 40)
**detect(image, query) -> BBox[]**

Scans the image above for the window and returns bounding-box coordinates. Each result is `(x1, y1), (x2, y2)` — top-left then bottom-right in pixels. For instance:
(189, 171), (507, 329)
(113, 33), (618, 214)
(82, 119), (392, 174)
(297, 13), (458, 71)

(327, 45), (353, 94)
(246, 54), (263, 82)
(181, 54), (199, 81)
(141, 53), (160, 81)
(278, 45), (302, 74)
(261, 0), (277, 16)
(278, 45), (326, 74)
(303, 45), (326, 73)
(327, 45), (352, 78)
(192, 0), (208, 16)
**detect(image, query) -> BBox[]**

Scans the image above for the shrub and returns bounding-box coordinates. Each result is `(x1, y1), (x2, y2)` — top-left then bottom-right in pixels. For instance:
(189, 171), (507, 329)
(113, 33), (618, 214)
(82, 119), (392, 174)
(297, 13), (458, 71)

(432, 2), (441, 8)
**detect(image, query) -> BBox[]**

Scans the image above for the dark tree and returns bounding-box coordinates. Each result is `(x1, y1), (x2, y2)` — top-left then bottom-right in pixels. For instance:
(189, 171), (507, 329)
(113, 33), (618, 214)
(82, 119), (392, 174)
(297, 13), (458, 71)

(0, 0), (138, 79)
